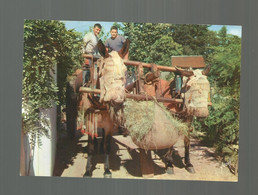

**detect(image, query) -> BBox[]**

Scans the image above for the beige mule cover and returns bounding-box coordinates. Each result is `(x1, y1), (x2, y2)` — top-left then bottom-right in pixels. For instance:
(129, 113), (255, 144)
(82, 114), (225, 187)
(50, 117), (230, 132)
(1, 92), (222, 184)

(98, 51), (127, 103)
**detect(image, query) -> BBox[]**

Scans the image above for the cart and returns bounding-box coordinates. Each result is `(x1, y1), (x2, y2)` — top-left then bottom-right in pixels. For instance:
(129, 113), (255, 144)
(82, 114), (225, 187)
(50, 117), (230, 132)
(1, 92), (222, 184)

(66, 54), (211, 177)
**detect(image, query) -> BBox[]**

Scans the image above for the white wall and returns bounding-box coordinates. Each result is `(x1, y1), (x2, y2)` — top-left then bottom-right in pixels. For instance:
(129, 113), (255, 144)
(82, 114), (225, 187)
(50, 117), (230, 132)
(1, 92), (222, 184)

(20, 64), (57, 177)
(32, 107), (57, 176)
(20, 105), (57, 176)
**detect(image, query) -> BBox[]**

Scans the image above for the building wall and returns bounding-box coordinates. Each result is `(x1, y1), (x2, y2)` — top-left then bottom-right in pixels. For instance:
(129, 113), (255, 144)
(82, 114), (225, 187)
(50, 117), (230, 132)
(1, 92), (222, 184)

(20, 64), (57, 177)
(33, 107), (57, 176)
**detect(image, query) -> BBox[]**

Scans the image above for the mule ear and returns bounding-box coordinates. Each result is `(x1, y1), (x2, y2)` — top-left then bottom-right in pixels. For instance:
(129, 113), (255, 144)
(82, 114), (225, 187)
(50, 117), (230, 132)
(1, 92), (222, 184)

(202, 65), (211, 76)
(97, 40), (110, 58)
(118, 39), (130, 58)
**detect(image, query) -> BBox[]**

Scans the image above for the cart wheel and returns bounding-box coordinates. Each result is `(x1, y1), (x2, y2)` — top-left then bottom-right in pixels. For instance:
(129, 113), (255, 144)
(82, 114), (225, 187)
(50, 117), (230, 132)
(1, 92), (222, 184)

(66, 81), (78, 139)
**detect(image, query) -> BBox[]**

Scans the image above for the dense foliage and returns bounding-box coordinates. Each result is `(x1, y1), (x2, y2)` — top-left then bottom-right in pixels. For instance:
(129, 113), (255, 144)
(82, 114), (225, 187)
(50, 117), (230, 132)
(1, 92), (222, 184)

(170, 24), (219, 57)
(22, 20), (82, 145)
(196, 27), (241, 168)
(120, 23), (182, 65)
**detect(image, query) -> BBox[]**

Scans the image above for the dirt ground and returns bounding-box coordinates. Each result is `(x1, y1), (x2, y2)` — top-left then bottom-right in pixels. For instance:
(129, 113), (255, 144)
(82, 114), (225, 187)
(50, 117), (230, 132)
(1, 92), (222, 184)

(53, 128), (238, 182)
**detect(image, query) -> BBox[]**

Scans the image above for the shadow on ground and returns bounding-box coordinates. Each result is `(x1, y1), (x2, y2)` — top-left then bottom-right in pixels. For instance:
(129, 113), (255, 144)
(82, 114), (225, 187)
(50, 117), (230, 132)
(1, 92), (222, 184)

(53, 130), (85, 176)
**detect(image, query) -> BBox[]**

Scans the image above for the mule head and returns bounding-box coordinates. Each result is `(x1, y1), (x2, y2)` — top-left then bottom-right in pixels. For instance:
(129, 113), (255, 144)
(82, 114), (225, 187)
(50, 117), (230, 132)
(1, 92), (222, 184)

(176, 66), (211, 118)
(97, 39), (130, 105)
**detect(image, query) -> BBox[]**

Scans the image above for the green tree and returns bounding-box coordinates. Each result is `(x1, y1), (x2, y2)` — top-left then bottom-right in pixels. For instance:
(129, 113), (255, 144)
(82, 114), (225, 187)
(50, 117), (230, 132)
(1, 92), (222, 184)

(22, 20), (82, 145)
(208, 28), (241, 97)
(149, 35), (183, 65)
(120, 22), (182, 65)
(171, 24), (218, 57)
(217, 26), (228, 46)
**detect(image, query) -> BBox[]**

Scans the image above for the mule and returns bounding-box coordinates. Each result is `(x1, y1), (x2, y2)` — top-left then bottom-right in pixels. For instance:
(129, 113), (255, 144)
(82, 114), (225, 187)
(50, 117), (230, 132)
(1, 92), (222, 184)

(168, 67), (211, 173)
(82, 39), (130, 178)
(142, 66), (211, 174)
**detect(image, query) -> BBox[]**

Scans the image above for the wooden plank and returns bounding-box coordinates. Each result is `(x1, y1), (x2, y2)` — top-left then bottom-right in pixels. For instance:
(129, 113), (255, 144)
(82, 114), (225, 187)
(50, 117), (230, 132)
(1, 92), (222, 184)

(137, 64), (144, 94)
(113, 135), (139, 150)
(113, 135), (154, 178)
(171, 56), (206, 68)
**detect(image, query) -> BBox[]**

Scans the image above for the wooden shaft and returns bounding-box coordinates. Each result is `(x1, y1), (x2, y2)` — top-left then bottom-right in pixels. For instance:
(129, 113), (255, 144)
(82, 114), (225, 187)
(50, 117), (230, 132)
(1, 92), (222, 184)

(125, 93), (183, 103)
(82, 54), (177, 72)
(79, 87), (212, 106)
(79, 87), (183, 104)
(124, 60), (177, 72)
(79, 87), (101, 93)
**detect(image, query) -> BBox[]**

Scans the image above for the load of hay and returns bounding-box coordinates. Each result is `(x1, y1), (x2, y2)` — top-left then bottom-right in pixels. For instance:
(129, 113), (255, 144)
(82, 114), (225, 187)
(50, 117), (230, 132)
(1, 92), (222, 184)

(123, 99), (188, 150)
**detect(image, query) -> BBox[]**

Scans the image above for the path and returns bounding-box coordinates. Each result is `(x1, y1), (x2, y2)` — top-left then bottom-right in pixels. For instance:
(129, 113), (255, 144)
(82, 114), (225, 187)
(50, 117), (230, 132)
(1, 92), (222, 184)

(53, 130), (237, 182)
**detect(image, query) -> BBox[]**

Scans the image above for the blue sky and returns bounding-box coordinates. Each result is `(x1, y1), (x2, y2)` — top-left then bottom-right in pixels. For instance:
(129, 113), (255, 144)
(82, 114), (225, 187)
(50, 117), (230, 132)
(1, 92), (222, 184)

(63, 20), (242, 37)
(209, 25), (242, 37)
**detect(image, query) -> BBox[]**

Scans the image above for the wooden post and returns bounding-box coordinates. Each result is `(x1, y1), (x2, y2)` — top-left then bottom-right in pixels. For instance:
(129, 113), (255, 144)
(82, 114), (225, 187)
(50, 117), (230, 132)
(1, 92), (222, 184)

(139, 149), (154, 178)
(137, 64), (144, 94)
(149, 64), (162, 98)
(90, 60), (95, 89)
(155, 82), (162, 98)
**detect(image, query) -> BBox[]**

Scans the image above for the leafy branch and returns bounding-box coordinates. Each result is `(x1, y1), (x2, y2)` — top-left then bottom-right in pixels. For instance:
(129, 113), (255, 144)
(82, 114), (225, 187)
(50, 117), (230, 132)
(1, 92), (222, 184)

(22, 20), (82, 145)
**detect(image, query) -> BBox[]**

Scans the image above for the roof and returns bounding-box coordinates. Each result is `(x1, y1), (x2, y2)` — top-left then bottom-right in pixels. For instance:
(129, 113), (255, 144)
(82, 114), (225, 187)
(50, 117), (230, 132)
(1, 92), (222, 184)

(171, 56), (206, 68)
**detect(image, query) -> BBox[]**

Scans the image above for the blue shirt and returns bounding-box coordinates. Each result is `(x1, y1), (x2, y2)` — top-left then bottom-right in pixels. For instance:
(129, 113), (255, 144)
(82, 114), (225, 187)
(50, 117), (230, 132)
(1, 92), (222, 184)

(105, 35), (126, 52)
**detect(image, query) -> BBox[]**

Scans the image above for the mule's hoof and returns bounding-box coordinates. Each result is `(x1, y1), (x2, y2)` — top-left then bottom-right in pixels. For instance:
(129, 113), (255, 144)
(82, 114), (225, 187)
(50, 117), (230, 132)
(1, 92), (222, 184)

(83, 171), (92, 178)
(166, 167), (174, 175)
(104, 169), (112, 178)
(186, 166), (195, 174)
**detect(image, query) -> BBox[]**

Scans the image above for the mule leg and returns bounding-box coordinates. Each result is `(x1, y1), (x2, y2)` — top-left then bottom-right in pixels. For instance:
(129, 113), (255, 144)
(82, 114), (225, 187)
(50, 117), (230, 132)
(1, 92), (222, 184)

(83, 135), (94, 177)
(184, 135), (195, 173)
(165, 147), (174, 174)
(103, 131), (112, 178)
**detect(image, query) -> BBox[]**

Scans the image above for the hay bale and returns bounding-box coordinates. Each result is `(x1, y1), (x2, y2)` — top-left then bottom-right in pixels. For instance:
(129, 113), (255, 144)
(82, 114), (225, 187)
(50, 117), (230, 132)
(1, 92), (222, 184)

(124, 99), (188, 150)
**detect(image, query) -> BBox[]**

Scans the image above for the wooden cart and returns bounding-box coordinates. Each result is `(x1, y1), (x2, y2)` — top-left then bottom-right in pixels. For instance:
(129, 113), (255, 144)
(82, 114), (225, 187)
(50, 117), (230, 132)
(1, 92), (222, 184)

(66, 54), (210, 177)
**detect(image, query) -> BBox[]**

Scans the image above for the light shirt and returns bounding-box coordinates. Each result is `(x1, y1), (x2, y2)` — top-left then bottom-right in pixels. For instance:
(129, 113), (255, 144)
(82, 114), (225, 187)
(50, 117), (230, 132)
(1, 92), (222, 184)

(83, 32), (99, 54)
